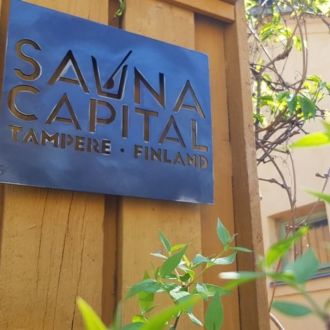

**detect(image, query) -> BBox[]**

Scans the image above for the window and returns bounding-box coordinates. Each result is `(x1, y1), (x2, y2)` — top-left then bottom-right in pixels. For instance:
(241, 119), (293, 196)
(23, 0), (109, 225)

(272, 202), (330, 274)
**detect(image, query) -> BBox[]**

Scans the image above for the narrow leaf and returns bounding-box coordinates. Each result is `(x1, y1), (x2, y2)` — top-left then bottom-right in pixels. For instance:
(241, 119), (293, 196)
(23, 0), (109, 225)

(138, 291), (154, 314)
(217, 218), (233, 246)
(205, 292), (223, 330)
(263, 227), (309, 268)
(211, 253), (237, 265)
(122, 323), (144, 330)
(285, 248), (319, 284)
(126, 279), (161, 299)
(141, 295), (201, 330)
(272, 301), (312, 317)
(150, 252), (167, 260)
(169, 290), (190, 302)
(170, 243), (186, 254)
(188, 312), (203, 326)
(196, 283), (230, 298)
(77, 297), (107, 330)
(298, 96), (316, 119)
(307, 191), (330, 204)
(159, 245), (187, 277)
(230, 246), (252, 253)
(192, 254), (210, 266)
(160, 232), (171, 252)
(288, 95), (297, 114)
(290, 132), (330, 148)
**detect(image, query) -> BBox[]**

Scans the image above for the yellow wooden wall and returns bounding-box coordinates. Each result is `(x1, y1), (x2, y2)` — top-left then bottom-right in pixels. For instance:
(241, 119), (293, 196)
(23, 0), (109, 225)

(0, 0), (269, 329)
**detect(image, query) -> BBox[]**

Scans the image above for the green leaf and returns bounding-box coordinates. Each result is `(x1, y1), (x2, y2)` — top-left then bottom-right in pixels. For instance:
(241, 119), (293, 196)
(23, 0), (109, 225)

(179, 272), (192, 282)
(298, 96), (317, 119)
(159, 245), (187, 277)
(187, 312), (203, 327)
(268, 271), (296, 284)
(263, 227), (309, 268)
(293, 35), (302, 51)
(160, 232), (171, 252)
(76, 297), (107, 330)
(170, 243), (186, 254)
(160, 283), (177, 292)
(123, 323), (144, 330)
(126, 279), (162, 299)
(307, 75), (322, 84)
(216, 218), (233, 246)
(260, 22), (275, 41)
(150, 252), (167, 260)
(140, 295), (201, 330)
(230, 246), (252, 253)
(205, 292), (223, 330)
(169, 290), (190, 302)
(132, 315), (146, 323)
(307, 191), (330, 204)
(285, 248), (319, 284)
(288, 95), (297, 114)
(196, 283), (230, 299)
(290, 132), (330, 148)
(195, 283), (211, 298)
(192, 254), (210, 266)
(138, 291), (154, 314)
(211, 253), (237, 265)
(110, 302), (123, 330)
(272, 301), (312, 317)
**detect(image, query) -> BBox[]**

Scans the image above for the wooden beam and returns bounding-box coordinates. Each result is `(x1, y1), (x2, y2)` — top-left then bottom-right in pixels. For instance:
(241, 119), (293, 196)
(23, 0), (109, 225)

(161, 0), (235, 23)
(196, 15), (241, 329)
(223, 0), (237, 4)
(224, 1), (270, 329)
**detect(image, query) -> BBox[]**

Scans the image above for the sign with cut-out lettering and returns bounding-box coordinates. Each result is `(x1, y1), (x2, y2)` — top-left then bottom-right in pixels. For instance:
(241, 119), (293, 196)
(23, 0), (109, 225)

(0, 0), (213, 203)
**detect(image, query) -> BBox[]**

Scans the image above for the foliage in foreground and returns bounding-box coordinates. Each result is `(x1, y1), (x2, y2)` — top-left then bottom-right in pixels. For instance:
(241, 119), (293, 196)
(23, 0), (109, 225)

(77, 219), (249, 330)
(77, 216), (330, 329)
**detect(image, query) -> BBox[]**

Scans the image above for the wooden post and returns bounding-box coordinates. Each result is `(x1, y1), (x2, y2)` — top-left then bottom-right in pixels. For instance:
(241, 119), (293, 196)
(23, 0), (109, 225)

(118, 2), (203, 326)
(224, 1), (270, 329)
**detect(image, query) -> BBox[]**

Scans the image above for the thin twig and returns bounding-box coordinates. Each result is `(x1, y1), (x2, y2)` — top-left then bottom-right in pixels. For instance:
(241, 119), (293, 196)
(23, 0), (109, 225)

(270, 312), (286, 330)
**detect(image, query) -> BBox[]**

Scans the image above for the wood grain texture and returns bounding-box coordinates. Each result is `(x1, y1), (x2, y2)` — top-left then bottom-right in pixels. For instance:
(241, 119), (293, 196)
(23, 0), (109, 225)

(25, 0), (109, 23)
(0, 1), (117, 329)
(161, 0), (235, 22)
(120, 1), (202, 328)
(195, 15), (240, 330)
(0, 187), (106, 329)
(224, 1), (270, 329)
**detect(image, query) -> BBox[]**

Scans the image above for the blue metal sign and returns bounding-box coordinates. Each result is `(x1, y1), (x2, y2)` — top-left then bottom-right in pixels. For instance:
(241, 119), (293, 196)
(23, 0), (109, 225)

(0, 0), (213, 203)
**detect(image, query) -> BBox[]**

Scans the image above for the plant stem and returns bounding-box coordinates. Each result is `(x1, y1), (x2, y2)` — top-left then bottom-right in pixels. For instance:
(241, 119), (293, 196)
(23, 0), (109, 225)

(300, 288), (328, 321)
(270, 312), (285, 330)
(171, 313), (181, 330)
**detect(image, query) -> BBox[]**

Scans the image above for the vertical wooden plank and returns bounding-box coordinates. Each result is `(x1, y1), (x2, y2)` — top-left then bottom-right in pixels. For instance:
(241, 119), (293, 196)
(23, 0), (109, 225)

(0, 187), (105, 329)
(224, 1), (270, 329)
(0, 1), (117, 329)
(196, 16), (241, 330)
(119, 1), (203, 327)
